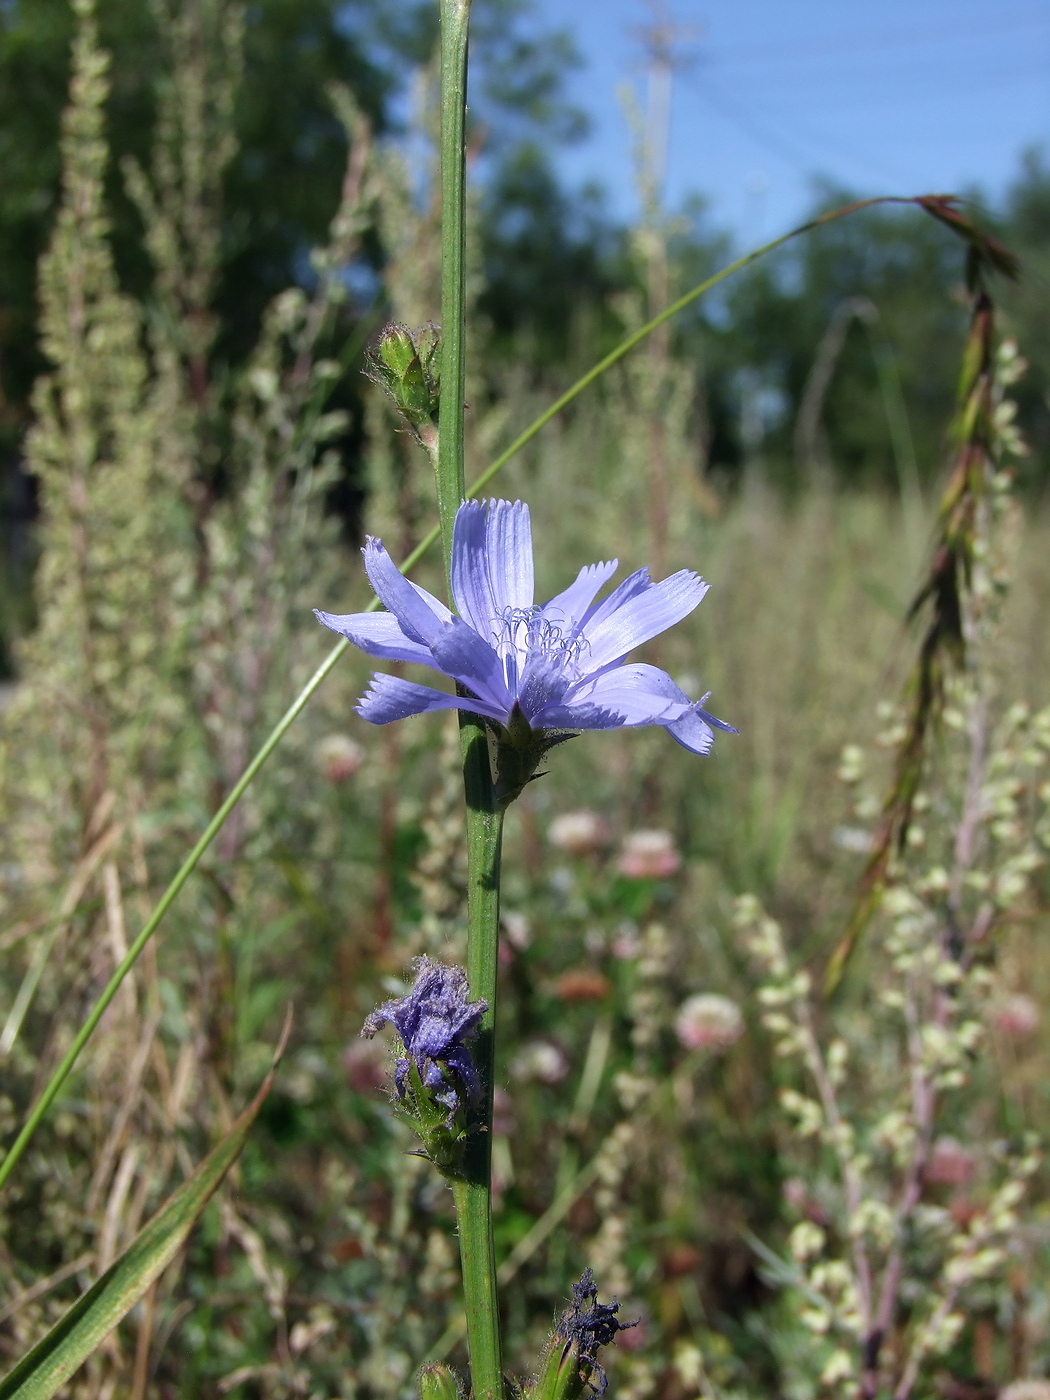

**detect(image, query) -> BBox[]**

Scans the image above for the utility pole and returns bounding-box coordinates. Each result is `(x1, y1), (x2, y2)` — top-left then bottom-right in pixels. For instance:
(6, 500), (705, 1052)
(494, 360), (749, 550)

(631, 0), (697, 221)
(628, 1), (699, 579)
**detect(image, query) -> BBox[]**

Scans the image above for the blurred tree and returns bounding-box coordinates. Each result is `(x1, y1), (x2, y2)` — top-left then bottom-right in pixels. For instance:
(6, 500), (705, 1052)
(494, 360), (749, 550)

(0, 0), (394, 675)
(0, 0), (595, 674)
(0, 0), (391, 436)
(367, 0), (619, 370)
(711, 190), (967, 491)
(478, 149), (629, 368)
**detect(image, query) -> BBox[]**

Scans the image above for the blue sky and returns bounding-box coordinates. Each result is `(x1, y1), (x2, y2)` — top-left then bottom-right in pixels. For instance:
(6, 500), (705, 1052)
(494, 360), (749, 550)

(525, 0), (1050, 244)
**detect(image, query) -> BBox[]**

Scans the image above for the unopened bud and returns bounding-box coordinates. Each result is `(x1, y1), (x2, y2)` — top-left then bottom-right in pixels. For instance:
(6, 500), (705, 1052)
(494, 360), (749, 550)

(366, 322), (441, 432)
(418, 1363), (461, 1400)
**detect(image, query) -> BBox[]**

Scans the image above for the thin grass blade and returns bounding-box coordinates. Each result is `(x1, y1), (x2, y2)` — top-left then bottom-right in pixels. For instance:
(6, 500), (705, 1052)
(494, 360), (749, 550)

(0, 1017), (290, 1400)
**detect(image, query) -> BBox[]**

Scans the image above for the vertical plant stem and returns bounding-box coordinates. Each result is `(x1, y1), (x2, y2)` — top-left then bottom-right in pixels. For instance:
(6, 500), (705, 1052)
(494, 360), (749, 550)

(437, 0), (470, 571)
(453, 737), (504, 1400)
(436, 3), (505, 1398)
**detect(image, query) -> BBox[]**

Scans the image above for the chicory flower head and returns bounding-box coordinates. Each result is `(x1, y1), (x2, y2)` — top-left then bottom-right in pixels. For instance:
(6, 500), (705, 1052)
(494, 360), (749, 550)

(362, 957), (487, 1119)
(316, 499), (734, 797)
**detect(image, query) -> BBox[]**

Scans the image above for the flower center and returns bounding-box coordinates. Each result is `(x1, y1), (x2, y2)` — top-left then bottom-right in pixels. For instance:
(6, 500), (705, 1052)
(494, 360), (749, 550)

(492, 605), (588, 693)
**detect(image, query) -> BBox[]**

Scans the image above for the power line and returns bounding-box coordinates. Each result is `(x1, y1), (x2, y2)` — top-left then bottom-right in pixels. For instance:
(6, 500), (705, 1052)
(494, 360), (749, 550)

(688, 70), (914, 187)
(698, 55), (1050, 106)
(709, 7), (1050, 68)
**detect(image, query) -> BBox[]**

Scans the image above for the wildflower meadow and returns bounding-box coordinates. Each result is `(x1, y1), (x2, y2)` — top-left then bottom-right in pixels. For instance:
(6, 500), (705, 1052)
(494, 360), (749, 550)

(0, 1), (1049, 1398)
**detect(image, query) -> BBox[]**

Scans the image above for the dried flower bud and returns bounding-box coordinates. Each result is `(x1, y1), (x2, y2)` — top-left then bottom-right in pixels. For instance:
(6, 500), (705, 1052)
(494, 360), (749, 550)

(315, 733), (365, 782)
(533, 1270), (636, 1400)
(675, 993), (744, 1051)
(617, 829), (681, 879)
(361, 958), (487, 1175)
(549, 810), (612, 856)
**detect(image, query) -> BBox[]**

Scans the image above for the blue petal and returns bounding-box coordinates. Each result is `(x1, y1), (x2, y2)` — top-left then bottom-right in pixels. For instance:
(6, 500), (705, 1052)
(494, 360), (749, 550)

(664, 708), (716, 755)
(451, 500), (534, 637)
(524, 701), (626, 731)
(357, 673), (507, 724)
(449, 502), (492, 635)
(540, 560), (618, 633)
(485, 499), (535, 615)
(392, 1056), (410, 1095)
(362, 538), (450, 646)
(695, 698), (739, 734)
(576, 567), (652, 635)
(444, 1044), (483, 1107)
(415, 1013), (459, 1059)
(581, 571), (710, 670)
(315, 609), (437, 666)
(429, 618), (513, 715)
(549, 663), (694, 727)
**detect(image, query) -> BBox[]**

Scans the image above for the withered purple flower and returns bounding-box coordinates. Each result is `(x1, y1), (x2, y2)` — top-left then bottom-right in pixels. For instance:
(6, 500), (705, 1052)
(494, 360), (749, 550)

(554, 1268), (636, 1397)
(316, 499), (734, 757)
(362, 957), (487, 1117)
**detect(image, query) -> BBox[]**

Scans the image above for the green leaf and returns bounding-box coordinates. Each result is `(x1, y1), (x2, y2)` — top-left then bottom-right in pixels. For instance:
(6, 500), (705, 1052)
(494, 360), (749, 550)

(0, 1019), (289, 1400)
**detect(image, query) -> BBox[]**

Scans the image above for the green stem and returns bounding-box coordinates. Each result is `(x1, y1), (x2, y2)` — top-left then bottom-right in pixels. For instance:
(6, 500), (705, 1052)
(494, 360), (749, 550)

(453, 737), (505, 1400)
(436, 1), (505, 1395)
(0, 192), (927, 1193)
(437, 0), (470, 576)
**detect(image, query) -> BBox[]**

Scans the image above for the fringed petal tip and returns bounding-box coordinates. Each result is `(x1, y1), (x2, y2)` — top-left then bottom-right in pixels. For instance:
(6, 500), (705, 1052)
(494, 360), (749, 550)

(664, 699), (737, 755)
(355, 673), (456, 725)
(695, 694), (738, 734)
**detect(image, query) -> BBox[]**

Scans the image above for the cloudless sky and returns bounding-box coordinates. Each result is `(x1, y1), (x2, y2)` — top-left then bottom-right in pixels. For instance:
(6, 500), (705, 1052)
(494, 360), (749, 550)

(525, 0), (1050, 244)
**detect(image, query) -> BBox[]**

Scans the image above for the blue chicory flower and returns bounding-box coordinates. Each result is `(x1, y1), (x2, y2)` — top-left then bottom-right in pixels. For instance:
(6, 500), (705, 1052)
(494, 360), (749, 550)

(362, 957), (487, 1117)
(316, 499), (735, 757)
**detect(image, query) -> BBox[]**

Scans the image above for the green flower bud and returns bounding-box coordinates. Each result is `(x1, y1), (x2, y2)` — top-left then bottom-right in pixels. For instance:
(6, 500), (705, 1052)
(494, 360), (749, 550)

(367, 322), (441, 432)
(418, 1363), (462, 1400)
